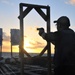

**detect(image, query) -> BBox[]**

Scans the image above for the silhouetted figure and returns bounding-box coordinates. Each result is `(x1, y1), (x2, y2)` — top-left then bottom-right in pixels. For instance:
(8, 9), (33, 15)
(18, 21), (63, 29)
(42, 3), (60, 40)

(38, 16), (75, 75)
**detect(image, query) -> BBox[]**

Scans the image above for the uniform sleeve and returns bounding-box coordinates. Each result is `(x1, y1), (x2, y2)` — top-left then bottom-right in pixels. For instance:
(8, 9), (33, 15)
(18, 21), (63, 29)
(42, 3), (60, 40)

(45, 32), (56, 42)
(41, 32), (58, 45)
(41, 31), (60, 44)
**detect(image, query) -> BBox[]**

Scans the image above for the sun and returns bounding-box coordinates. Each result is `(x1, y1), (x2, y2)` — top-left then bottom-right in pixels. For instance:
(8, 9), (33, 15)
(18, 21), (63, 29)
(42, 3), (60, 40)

(24, 38), (39, 53)
(24, 38), (33, 53)
(24, 39), (30, 47)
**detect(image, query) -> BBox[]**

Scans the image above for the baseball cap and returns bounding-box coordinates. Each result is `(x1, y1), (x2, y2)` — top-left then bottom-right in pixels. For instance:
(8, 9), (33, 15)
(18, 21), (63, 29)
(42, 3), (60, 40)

(54, 16), (70, 26)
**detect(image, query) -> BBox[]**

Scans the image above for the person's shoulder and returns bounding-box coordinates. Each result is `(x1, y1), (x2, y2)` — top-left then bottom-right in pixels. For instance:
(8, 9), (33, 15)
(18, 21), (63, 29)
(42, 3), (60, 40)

(68, 28), (74, 32)
(54, 31), (61, 34)
(62, 28), (74, 33)
(54, 31), (62, 37)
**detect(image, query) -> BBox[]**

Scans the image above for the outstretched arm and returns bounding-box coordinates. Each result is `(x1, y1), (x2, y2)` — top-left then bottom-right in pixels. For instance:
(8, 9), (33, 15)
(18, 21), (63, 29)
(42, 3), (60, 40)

(37, 28), (56, 44)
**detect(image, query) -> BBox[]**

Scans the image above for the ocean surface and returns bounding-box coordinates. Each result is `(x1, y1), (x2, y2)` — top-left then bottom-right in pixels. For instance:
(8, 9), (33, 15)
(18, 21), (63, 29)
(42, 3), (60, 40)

(1, 52), (54, 58)
(1, 52), (48, 58)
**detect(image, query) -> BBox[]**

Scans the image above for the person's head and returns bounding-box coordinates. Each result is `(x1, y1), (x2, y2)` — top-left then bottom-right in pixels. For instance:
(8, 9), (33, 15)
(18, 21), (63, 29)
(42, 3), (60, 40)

(54, 16), (70, 31)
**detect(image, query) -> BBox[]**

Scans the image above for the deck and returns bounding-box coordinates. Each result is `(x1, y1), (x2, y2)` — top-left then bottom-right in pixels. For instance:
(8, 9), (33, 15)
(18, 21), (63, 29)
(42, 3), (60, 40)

(0, 57), (52, 75)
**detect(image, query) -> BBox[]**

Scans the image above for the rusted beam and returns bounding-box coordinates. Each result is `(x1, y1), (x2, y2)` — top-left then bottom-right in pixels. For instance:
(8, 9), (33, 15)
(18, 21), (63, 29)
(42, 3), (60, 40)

(19, 4), (24, 75)
(46, 6), (52, 75)
(38, 45), (47, 57)
(19, 46), (31, 57)
(23, 48), (31, 57)
(35, 8), (47, 21)
(18, 7), (33, 19)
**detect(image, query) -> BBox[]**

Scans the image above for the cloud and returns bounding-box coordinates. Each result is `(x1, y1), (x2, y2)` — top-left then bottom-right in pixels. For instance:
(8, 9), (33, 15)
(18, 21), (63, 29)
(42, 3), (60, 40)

(0, 0), (14, 6)
(1, 0), (9, 4)
(3, 32), (10, 41)
(65, 0), (75, 5)
(24, 36), (27, 37)
(26, 41), (45, 49)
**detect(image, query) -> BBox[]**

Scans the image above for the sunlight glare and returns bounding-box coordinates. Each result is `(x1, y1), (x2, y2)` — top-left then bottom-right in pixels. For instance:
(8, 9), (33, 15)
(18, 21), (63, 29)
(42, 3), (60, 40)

(24, 38), (31, 48)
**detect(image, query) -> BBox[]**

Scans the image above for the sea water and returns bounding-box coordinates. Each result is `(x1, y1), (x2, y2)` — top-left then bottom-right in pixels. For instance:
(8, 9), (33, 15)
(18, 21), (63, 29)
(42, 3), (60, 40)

(2, 52), (51, 58)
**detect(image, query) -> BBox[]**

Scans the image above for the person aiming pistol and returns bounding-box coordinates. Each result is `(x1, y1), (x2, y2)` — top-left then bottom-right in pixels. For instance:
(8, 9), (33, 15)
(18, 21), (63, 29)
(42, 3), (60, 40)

(37, 16), (75, 75)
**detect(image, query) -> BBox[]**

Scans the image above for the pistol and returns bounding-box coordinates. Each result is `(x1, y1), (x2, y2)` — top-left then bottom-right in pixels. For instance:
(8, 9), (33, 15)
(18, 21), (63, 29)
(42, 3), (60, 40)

(37, 28), (44, 31)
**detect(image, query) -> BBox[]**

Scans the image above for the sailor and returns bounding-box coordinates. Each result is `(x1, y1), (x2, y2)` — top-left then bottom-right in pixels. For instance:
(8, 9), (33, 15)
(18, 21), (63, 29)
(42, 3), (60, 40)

(38, 16), (75, 75)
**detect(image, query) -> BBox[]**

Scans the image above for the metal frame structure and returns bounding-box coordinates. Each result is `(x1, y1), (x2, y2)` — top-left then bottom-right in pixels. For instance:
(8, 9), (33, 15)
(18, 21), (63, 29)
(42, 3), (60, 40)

(18, 3), (52, 75)
(0, 28), (2, 57)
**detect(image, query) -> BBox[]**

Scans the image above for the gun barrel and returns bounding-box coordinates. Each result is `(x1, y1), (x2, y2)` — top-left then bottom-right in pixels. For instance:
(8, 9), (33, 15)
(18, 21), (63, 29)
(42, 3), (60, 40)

(37, 28), (40, 30)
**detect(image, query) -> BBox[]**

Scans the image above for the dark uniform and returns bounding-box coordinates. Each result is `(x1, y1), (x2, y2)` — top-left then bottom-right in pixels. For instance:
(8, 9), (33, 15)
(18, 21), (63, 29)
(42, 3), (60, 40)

(43, 28), (75, 75)
(53, 29), (75, 75)
(38, 16), (75, 75)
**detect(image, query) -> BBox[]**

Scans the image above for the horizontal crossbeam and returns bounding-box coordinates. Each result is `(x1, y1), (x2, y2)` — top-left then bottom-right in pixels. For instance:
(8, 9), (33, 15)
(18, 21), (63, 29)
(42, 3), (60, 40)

(20, 3), (49, 9)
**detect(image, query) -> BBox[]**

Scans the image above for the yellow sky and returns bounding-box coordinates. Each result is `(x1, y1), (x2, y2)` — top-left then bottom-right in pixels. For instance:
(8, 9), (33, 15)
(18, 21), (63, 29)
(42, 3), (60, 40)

(2, 26), (54, 54)
(1, 6), (55, 54)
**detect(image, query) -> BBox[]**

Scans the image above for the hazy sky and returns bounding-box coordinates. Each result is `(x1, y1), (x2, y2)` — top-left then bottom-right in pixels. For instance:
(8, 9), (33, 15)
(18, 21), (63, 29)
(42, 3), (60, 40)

(0, 0), (75, 54)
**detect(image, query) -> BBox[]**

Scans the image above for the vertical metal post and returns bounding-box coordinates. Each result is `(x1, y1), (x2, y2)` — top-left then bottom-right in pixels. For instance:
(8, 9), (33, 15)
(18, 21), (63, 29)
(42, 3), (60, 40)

(19, 45), (20, 58)
(1, 46), (2, 57)
(0, 29), (2, 57)
(19, 4), (24, 75)
(0, 46), (2, 57)
(47, 6), (52, 75)
(11, 44), (12, 58)
(10, 31), (13, 58)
